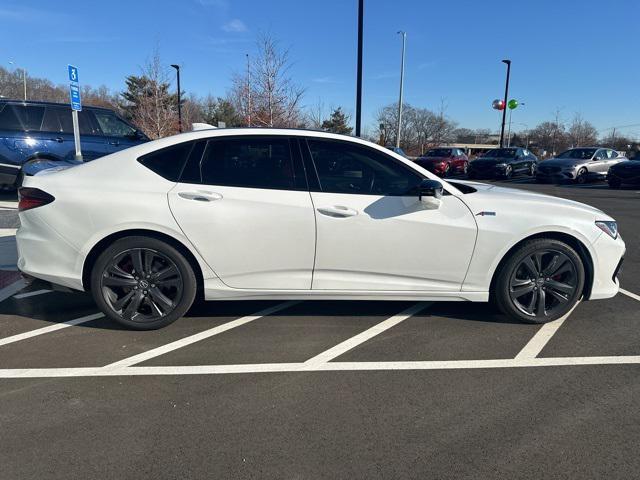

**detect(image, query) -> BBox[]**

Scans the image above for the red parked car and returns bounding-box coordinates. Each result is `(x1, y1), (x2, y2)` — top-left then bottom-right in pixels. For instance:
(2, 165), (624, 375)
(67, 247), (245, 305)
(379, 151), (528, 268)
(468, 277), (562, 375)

(414, 147), (469, 177)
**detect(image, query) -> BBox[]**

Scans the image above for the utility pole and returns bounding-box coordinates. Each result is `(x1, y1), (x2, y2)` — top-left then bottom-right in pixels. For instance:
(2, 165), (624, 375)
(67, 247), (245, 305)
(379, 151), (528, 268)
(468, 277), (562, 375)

(355, 0), (364, 137)
(246, 53), (251, 127)
(170, 64), (182, 133)
(396, 31), (406, 148)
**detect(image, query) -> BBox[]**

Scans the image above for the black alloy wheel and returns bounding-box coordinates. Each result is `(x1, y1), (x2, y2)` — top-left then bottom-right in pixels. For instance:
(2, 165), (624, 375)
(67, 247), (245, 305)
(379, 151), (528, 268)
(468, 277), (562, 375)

(91, 236), (197, 330)
(495, 239), (585, 324)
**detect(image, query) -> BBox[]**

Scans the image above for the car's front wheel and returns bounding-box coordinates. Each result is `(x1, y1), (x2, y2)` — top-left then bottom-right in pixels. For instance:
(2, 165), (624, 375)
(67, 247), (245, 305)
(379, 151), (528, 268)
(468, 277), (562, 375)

(494, 238), (585, 324)
(90, 236), (197, 330)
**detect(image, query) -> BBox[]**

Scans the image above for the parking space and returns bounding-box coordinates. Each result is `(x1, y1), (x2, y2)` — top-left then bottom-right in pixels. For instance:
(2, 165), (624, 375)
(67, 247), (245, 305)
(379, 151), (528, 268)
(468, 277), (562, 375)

(0, 179), (638, 478)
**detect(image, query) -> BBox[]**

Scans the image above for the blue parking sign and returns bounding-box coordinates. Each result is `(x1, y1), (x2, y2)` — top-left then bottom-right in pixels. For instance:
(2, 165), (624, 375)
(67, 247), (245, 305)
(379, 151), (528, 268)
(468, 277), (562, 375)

(68, 65), (79, 83)
(69, 84), (82, 111)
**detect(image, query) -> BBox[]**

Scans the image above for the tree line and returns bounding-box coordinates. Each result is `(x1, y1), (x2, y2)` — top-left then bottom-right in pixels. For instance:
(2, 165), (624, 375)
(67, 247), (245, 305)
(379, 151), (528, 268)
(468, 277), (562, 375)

(1, 33), (635, 156)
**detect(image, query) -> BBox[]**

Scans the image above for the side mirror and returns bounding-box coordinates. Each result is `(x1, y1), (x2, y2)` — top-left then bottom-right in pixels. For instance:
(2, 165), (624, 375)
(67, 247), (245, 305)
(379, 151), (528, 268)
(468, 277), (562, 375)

(418, 179), (443, 209)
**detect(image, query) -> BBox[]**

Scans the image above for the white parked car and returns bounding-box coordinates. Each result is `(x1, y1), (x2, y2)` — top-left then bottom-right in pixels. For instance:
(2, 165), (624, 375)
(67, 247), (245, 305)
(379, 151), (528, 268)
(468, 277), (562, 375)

(17, 129), (625, 329)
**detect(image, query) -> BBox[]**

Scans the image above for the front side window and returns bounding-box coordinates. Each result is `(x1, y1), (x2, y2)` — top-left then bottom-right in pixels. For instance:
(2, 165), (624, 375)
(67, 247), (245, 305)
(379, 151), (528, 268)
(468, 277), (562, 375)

(594, 149), (607, 160)
(183, 137), (302, 190)
(93, 111), (136, 137)
(307, 138), (422, 196)
(54, 108), (99, 135)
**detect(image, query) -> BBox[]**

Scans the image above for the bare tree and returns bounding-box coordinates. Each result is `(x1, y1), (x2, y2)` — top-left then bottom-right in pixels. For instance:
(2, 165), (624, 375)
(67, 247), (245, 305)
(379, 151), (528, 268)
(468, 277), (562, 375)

(567, 113), (598, 147)
(230, 33), (305, 128)
(122, 51), (178, 139)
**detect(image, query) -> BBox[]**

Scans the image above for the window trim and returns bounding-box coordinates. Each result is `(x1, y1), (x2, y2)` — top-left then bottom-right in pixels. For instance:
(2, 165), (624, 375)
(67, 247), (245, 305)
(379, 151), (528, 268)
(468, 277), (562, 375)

(177, 135), (308, 192)
(302, 136), (425, 196)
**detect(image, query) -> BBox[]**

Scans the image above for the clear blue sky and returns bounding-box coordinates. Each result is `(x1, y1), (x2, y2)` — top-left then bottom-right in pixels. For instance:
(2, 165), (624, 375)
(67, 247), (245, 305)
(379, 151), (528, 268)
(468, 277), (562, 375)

(2, 0), (639, 137)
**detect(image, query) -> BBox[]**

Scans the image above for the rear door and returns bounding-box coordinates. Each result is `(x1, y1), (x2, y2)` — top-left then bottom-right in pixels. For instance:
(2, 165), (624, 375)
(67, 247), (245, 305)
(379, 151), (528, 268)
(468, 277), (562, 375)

(592, 149), (608, 175)
(55, 107), (106, 160)
(168, 135), (316, 290)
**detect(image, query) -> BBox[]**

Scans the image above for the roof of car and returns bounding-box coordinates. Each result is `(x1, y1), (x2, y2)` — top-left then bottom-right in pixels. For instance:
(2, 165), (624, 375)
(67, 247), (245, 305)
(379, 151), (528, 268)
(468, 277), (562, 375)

(0, 98), (113, 111)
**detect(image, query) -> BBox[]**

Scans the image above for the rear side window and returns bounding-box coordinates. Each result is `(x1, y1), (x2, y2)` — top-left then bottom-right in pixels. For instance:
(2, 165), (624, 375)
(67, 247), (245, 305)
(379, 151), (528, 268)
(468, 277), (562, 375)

(0, 104), (45, 131)
(181, 136), (304, 190)
(44, 107), (98, 135)
(93, 111), (136, 137)
(138, 141), (201, 182)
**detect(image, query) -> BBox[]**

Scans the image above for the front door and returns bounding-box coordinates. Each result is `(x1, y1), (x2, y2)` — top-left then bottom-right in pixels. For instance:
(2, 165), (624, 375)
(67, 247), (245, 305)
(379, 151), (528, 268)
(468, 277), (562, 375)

(168, 136), (316, 290)
(304, 138), (477, 291)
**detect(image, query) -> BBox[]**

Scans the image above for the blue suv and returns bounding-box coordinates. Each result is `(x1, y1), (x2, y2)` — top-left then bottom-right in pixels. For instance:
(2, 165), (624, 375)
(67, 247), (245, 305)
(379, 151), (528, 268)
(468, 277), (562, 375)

(0, 100), (148, 186)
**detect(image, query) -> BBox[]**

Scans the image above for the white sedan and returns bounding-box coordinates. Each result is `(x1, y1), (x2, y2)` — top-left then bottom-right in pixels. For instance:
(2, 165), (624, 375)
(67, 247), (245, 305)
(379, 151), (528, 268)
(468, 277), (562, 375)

(16, 129), (625, 329)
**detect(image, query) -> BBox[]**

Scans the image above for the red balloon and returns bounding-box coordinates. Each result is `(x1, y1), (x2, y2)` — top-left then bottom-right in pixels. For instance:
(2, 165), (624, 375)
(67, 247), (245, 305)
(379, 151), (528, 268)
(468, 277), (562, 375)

(492, 99), (505, 110)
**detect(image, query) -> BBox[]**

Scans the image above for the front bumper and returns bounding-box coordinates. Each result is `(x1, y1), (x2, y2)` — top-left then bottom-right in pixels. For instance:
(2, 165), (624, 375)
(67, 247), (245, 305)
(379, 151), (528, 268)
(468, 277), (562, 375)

(589, 232), (626, 300)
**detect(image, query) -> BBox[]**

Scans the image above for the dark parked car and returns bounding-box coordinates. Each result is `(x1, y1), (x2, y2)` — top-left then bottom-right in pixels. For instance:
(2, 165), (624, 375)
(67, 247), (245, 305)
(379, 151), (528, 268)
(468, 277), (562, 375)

(415, 147), (469, 177)
(608, 159), (640, 188)
(467, 147), (538, 179)
(0, 100), (147, 186)
(387, 146), (408, 158)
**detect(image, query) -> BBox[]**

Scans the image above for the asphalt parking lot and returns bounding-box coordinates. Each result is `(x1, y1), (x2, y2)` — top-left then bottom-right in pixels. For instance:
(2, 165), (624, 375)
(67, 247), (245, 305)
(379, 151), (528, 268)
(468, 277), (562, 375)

(0, 179), (638, 479)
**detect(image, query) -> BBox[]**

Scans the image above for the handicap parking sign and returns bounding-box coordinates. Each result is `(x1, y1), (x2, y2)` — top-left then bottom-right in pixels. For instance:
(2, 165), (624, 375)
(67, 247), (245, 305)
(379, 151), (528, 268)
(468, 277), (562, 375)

(69, 84), (82, 111)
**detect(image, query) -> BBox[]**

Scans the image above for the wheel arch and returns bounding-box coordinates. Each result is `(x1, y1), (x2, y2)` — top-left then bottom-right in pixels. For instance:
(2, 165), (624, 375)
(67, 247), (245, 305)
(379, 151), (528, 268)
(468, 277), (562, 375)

(489, 231), (594, 301)
(81, 229), (206, 299)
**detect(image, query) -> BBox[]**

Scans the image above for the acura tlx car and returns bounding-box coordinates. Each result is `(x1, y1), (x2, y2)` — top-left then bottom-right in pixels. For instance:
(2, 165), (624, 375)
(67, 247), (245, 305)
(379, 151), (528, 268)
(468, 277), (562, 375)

(16, 129), (625, 330)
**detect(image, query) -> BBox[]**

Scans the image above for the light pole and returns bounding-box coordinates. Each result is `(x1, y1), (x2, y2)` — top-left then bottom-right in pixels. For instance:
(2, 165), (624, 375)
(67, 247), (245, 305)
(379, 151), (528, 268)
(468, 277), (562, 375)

(499, 59), (511, 148)
(396, 31), (406, 148)
(507, 102), (525, 147)
(9, 61), (26, 100)
(355, 0), (364, 137)
(246, 53), (251, 127)
(170, 64), (182, 133)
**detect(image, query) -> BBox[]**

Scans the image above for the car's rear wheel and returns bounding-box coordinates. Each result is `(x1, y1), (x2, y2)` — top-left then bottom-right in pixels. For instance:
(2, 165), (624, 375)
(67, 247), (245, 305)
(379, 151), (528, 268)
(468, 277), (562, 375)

(90, 236), (197, 330)
(528, 163), (536, 176)
(494, 238), (584, 324)
(504, 165), (513, 179)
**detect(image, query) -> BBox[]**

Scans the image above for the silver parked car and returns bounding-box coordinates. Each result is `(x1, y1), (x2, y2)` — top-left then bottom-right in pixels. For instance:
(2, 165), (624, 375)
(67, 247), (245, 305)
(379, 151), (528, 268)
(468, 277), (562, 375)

(536, 147), (626, 184)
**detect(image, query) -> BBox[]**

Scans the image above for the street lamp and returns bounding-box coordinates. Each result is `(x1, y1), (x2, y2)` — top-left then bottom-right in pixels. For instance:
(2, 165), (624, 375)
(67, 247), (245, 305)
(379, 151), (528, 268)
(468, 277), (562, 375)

(9, 61), (26, 101)
(396, 31), (406, 148)
(355, 0), (364, 137)
(499, 59), (511, 148)
(170, 64), (182, 133)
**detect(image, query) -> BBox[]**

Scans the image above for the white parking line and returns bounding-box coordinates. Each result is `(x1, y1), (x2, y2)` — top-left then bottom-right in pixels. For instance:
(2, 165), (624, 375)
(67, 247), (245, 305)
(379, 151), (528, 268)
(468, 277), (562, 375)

(304, 302), (430, 367)
(103, 301), (299, 368)
(1, 355), (640, 378)
(0, 312), (104, 347)
(620, 288), (640, 302)
(515, 300), (581, 359)
(13, 289), (52, 299)
(0, 278), (27, 303)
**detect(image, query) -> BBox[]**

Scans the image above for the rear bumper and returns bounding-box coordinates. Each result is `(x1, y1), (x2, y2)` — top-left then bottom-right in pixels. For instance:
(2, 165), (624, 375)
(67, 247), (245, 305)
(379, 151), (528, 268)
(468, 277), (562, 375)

(16, 211), (85, 292)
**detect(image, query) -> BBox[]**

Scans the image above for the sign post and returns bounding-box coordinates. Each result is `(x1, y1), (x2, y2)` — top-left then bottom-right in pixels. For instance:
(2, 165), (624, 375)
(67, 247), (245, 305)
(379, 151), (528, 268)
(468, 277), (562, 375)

(68, 65), (82, 161)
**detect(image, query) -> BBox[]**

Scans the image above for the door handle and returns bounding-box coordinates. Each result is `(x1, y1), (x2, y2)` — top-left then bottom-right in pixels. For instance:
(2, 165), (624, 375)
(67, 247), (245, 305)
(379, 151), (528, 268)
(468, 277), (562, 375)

(109, 140), (120, 146)
(50, 137), (64, 143)
(178, 191), (223, 202)
(317, 205), (358, 218)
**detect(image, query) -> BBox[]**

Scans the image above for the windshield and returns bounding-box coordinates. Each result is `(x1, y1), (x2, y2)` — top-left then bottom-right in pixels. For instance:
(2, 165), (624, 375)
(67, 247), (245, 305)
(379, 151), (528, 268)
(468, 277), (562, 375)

(557, 148), (597, 159)
(484, 148), (517, 158)
(424, 148), (451, 157)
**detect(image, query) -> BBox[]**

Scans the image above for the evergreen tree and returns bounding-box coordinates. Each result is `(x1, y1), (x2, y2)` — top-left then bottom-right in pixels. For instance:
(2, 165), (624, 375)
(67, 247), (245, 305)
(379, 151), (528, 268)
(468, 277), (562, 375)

(321, 107), (352, 135)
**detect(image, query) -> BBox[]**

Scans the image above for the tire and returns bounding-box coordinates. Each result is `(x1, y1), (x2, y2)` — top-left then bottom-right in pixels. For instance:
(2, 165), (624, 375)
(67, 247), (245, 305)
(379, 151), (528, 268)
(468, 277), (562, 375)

(442, 163), (450, 177)
(90, 236), (197, 330)
(503, 165), (513, 179)
(529, 163), (536, 176)
(608, 177), (622, 189)
(494, 238), (585, 324)
(462, 162), (469, 175)
(575, 167), (588, 184)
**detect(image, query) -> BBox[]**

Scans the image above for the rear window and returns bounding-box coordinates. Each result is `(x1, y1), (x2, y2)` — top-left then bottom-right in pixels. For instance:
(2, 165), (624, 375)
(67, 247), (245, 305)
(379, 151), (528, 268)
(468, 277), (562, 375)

(0, 104), (45, 131)
(138, 141), (203, 182)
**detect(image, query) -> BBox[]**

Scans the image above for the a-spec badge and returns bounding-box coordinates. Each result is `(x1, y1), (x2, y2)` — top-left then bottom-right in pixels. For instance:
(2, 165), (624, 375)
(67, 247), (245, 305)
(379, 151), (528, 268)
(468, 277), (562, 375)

(476, 211), (496, 216)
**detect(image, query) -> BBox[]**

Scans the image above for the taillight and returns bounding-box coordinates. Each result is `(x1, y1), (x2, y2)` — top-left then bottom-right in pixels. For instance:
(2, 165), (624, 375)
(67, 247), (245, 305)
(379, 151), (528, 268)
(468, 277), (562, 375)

(18, 187), (55, 212)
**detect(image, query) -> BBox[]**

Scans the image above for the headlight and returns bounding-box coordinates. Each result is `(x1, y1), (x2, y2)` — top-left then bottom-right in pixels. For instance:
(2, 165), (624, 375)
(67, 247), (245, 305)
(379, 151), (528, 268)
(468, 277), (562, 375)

(596, 221), (618, 239)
